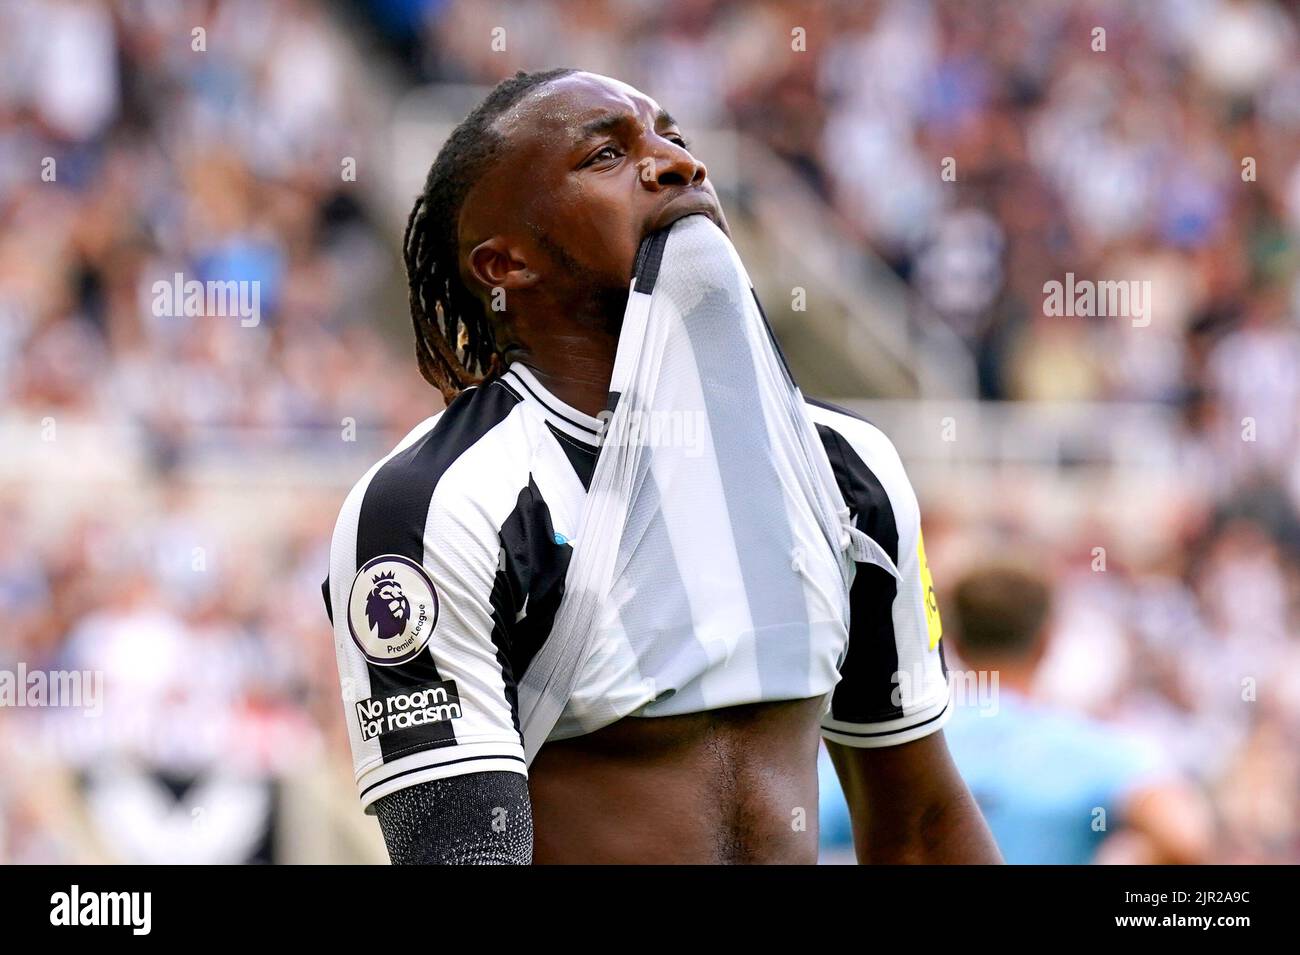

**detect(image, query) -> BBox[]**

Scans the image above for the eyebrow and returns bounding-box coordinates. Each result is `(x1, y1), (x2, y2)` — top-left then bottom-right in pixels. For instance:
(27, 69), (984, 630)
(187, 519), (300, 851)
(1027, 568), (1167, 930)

(578, 108), (679, 140)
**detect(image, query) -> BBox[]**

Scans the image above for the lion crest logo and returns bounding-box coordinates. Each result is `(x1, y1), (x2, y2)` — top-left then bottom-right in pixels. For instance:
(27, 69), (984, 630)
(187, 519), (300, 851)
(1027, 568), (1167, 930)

(364, 570), (410, 641)
(347, 555), (438, 666)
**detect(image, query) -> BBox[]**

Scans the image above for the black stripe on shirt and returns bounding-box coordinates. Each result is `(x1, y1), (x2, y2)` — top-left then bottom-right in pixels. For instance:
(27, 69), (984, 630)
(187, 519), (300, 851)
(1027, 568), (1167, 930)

(321, 577), (333, 626)
(545, 421), (598, 489)
(632, 228), (670, 294)
(815, 417), (905, 725)
(492, 478), (574, 714)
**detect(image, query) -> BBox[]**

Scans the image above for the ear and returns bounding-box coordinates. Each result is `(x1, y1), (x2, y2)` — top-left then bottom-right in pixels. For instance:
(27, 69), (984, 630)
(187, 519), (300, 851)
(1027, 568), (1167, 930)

(467, 238), (538, 293)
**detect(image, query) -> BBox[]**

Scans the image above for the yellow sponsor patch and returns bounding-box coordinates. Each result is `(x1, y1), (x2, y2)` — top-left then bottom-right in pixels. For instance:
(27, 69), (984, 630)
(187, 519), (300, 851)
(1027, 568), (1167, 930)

(917, 529), (943, 650)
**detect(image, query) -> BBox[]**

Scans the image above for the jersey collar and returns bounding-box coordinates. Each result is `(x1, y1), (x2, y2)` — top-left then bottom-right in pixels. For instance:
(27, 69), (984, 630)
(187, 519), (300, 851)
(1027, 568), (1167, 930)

(499, 363), (603, 448)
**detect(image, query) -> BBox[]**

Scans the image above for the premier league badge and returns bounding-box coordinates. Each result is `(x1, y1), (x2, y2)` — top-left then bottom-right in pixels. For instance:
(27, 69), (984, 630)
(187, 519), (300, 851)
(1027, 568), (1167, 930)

(347, 555), (439, 665)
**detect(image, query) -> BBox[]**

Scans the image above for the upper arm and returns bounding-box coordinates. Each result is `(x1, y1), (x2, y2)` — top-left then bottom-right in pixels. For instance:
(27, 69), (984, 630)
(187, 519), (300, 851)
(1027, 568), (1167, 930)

(811, 408), (951, 750)
(325, 441), (527, 815)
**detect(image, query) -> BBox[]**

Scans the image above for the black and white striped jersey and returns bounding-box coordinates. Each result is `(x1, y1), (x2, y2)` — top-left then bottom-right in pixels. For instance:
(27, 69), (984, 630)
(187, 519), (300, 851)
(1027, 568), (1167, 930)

(323, 363), (950, 811)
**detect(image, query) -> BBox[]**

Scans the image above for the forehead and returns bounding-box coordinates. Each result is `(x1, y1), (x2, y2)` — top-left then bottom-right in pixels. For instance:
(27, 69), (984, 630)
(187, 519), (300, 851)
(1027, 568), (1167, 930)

(492, 72), (663, 146)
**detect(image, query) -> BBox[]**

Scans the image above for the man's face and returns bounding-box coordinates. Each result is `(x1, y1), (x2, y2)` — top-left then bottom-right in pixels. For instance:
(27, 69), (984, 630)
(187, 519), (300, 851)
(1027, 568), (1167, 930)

(460, 72), (728, 300)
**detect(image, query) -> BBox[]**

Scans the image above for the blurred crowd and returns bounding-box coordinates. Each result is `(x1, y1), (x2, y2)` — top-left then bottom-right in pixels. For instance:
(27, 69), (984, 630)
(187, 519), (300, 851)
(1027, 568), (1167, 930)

(0, 0), (417, 862)
(1, 0), (1298, 862)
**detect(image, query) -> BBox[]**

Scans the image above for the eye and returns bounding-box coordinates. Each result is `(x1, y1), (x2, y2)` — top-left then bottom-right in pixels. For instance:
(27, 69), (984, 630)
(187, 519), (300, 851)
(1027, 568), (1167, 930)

(668, 135), (690, 149)
(584, 144), (622, 166)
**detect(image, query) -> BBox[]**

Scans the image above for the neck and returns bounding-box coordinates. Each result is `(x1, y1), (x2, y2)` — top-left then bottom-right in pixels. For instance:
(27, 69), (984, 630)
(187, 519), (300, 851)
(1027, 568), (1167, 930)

(506, 322), (620, 419)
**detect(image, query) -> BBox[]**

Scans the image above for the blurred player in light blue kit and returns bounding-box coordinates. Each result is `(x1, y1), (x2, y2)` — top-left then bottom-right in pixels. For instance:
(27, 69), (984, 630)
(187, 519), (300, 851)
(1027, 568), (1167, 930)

(821, 562), (1213, 864)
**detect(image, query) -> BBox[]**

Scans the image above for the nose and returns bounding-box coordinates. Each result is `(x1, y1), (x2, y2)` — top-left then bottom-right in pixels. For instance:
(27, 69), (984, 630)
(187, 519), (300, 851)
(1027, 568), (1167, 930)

(639, 142), (706, 190)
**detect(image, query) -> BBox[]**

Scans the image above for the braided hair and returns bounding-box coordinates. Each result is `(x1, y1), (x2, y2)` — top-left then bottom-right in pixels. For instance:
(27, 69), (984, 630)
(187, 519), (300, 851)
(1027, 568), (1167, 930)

(402, 68), (575, 405)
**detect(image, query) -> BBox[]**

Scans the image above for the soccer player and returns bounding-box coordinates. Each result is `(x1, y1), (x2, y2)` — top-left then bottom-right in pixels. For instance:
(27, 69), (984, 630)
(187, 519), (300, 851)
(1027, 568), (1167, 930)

(323, 69), (999, 864)
(941, 563), (1212, 864)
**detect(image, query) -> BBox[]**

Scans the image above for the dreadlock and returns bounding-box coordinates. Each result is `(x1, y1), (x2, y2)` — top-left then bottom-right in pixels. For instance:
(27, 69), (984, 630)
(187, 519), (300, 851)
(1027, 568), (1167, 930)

(403, 68), (576, 405)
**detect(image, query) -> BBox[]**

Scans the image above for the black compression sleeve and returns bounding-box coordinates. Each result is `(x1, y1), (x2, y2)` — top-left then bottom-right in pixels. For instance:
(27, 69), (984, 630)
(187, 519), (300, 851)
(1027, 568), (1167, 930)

(372, 771), (533, 865)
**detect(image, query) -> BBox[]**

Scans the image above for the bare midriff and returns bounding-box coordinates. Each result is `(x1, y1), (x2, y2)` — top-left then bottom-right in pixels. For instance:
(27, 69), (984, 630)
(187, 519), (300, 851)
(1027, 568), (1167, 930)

(527, 695), (826, 864)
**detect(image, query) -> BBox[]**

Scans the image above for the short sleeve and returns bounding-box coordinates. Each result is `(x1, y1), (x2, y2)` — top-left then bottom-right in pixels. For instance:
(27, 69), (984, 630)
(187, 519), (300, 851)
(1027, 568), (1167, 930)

(809, 405), (951, 749)
(326, 424), (526, 813)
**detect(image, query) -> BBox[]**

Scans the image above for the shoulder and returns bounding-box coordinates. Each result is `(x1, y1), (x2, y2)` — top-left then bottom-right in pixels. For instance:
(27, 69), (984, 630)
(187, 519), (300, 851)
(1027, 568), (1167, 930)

(342, 382), (524, 511)
(805, 399), (907, 480)
(331, 411), (443, 547)
(804, 397), (918, 532)
(330, 382), (531, 559)
(366, 381), (524, 490)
